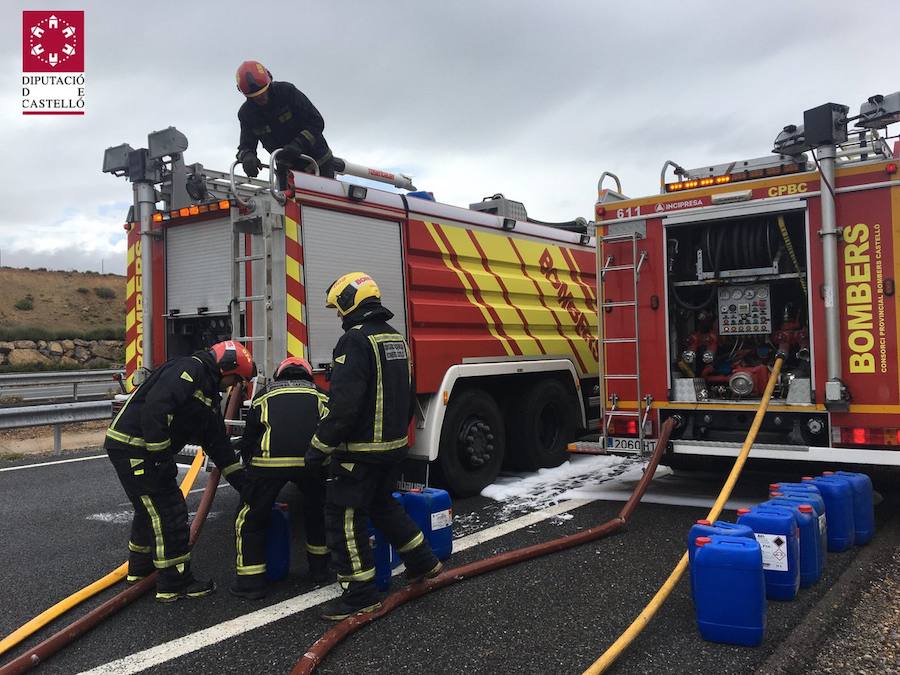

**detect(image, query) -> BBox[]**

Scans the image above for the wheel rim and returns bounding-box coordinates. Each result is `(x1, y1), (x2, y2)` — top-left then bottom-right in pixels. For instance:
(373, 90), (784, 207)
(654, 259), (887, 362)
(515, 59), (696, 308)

(456, 415), (495, 470)
(536, 402), (561, 450)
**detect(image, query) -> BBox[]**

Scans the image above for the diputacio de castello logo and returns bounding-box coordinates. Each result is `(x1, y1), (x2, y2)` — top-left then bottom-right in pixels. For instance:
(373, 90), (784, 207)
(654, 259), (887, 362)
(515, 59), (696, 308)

(21, 10), (86, 115)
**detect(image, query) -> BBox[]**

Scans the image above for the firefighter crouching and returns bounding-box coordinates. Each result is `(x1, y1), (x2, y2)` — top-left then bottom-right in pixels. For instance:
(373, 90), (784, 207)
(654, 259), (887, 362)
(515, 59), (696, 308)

(231, 357), (331, 599)
(234, 59), (335, 189)
(307, 272), (443, 621)
(104, 341), (254, 603)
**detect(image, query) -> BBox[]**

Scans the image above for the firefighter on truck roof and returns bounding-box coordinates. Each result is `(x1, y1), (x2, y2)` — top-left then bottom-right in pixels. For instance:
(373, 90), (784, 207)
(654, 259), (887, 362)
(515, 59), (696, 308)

(307, 272), (443, 620)
(104, 341), (253, 603)
(230, 356), (331, 599)
(235, 59), (335, 188)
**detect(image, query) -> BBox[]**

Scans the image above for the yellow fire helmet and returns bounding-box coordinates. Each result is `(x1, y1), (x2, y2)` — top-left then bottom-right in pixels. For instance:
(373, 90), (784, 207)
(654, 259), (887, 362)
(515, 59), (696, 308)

(325, 272), (381, 316)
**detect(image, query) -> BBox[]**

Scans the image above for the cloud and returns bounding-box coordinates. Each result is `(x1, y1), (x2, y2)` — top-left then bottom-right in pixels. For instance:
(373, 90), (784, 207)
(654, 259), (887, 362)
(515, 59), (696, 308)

(2, 203), (127, 273)
(1, 0), (899, 274)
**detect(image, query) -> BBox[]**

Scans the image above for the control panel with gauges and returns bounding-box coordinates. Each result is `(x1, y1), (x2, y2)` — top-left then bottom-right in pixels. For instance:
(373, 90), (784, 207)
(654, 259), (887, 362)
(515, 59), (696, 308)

(717, 284), (772, 335)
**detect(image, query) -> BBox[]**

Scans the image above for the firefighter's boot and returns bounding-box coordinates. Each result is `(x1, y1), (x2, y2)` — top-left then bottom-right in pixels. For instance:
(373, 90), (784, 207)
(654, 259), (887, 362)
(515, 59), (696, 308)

(305, 552), (332, 585)
(126, 548), (154, 585)
(155, 563), (216, 603)
(320, 581), (382, 621)
(402, 542), (443, 584)
(405, 559), (443, 584)
(230, 573), (267, 600)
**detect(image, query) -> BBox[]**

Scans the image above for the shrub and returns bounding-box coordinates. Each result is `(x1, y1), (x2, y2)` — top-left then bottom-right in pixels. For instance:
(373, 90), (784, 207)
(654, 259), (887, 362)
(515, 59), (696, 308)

(77, 287), (90, 294)
(14, 297), (34, 311)
(94, 287), (116, 300)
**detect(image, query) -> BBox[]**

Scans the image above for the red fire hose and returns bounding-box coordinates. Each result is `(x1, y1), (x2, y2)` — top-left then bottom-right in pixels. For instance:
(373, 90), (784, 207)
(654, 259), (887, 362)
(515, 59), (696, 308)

(0, 386), (244, 675)
(291, 417), (679, 675)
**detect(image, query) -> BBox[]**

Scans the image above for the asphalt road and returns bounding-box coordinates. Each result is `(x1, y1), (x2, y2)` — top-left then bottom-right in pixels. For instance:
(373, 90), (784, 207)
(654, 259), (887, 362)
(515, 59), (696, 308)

(0, 450), (896, 675)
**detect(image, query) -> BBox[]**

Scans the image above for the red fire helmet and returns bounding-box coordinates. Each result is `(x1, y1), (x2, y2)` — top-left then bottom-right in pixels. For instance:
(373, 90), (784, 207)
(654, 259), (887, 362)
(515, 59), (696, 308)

(274, 356), (313, 381)
(235, 60), (272, 98)
(209, 341), (256, 381)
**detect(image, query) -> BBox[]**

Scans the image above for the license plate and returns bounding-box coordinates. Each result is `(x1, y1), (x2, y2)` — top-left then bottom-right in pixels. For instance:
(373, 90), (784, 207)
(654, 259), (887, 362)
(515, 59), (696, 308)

(606, 437), (657, 452)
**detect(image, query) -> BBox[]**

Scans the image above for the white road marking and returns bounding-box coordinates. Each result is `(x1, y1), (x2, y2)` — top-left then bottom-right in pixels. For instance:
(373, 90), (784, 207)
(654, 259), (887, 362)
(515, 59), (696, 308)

(78, 498), (592, 675)
(0, 454), (106, 473)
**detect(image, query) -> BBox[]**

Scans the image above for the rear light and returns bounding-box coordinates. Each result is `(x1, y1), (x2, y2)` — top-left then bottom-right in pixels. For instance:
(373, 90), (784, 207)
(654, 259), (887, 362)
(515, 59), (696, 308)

(189, 205), (200, 215)
(833, 426), (900, 447)
(607, 417), (651, 437)
(152, 213), (163, 223)
(886, 162), (897, 175)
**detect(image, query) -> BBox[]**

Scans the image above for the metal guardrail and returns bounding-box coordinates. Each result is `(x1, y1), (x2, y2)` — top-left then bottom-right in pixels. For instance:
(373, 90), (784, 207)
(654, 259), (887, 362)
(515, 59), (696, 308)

(0, 400), (112, 454)
(0, 369), (123, 402)
(0, 369), (123, 387)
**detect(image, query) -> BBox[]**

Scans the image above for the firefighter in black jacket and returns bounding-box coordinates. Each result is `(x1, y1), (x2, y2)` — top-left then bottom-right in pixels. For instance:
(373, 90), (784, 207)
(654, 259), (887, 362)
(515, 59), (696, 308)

(307, 272), (442, 621)
(104, 341), (254, 603)
(231, 356), (330, 599)
(235, 60), (335, 189)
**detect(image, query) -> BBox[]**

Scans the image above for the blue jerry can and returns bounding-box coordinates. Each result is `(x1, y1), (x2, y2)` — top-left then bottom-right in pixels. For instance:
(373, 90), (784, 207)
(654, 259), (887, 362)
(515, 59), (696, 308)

(693, 535), (766, 646)
(804, 476), (854, 551)
(828, 471), (875, 545)
(737, 506), (800, 601)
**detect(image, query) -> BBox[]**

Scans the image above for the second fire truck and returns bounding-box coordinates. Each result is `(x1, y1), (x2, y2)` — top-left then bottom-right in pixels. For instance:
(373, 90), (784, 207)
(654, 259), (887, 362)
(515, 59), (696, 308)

(103, 132), (599, 496)
(586, 91), (900, 471)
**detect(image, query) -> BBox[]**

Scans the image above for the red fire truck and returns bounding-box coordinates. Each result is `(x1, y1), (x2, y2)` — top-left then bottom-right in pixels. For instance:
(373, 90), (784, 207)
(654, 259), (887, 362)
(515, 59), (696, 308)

(102, 130), (598, 495)
(587, 93), (900, 470)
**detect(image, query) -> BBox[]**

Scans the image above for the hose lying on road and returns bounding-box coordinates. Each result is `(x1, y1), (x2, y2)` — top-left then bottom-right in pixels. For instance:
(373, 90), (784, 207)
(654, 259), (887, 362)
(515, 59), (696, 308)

(582, 354), (785, 675)
(0, 385), (243, 675)
(0, 459), (220, 675)
(0, 449), (206, 658)
(291, 416), (680, 675)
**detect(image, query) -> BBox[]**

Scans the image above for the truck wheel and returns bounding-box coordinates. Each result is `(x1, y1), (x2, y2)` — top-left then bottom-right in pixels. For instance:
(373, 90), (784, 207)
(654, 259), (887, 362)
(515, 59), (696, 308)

(507, 379), (576, 471)
(437, 388), (505, 498)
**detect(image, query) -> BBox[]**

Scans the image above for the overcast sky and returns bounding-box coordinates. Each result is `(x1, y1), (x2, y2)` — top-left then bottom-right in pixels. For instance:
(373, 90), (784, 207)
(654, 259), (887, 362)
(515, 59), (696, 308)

(2, 1), (899, 275)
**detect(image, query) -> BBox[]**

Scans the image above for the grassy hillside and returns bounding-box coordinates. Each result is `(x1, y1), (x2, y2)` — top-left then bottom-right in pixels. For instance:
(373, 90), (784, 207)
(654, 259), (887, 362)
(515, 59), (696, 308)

(0, 267), (126, 340)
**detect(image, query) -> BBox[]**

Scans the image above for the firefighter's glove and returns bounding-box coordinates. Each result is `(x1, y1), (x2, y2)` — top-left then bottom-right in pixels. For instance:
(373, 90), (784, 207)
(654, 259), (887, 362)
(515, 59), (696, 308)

(241, 152), (262, 178)
(225, 467), (247, 493)
(282, 139), (305, 159)
(304, 447), (330, 469)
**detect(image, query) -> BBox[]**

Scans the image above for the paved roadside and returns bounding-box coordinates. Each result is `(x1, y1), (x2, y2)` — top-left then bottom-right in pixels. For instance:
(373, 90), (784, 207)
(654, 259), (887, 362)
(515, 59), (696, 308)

(0, 420), (108, 458)
(758, 492), (900, 675)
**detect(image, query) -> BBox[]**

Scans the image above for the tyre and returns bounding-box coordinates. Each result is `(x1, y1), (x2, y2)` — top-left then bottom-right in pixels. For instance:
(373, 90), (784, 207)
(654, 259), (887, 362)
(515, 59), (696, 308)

(507, 379), (576, 471)
(436, 388), (505, 498)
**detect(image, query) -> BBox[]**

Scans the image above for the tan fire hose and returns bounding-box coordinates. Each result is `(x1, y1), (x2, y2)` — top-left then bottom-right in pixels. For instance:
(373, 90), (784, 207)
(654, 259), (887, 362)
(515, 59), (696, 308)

(582, 353), (785, 674)
(291, 416), (680, 674)
(0, 384), (244, 673)
(0, 449), (206, 658)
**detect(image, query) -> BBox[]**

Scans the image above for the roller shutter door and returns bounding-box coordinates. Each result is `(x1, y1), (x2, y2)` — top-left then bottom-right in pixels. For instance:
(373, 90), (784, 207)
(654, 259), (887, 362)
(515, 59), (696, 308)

(301, 207), (406, 369)
(166, 218), (240, 316)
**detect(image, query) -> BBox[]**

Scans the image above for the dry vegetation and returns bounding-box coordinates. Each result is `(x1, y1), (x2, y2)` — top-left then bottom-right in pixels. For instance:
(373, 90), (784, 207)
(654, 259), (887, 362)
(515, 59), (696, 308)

(0, 267), (126, 340)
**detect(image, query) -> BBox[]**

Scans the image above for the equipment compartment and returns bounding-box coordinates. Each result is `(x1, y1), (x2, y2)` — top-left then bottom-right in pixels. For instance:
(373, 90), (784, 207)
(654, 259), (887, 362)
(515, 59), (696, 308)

(666, 211), (811, 403)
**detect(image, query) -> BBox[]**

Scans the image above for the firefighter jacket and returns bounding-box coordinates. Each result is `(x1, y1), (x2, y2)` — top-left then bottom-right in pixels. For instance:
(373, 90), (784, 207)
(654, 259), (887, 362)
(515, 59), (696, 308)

(234, 377), (329, 471)
(237, 81), (333, 168)
(104, 351), (242, 479)
(311, 303), (413, 461)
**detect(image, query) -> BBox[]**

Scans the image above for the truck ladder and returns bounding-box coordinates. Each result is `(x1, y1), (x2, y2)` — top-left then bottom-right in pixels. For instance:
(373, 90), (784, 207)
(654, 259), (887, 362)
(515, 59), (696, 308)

(230, 213), (276, 380)
(597, 231), (650, 456)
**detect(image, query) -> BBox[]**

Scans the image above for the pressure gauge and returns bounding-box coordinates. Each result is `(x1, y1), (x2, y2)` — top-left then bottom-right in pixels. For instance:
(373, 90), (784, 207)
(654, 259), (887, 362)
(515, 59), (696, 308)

(721, 305), (730, 313)
(758, 288), (769, 299)
(731, 289), (743, 300)
(744, 288), (756, 299)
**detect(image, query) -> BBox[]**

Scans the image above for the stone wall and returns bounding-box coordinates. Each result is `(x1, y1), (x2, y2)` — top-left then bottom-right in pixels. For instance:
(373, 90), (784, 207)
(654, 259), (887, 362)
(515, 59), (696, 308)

(0, 339), (125, 369)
